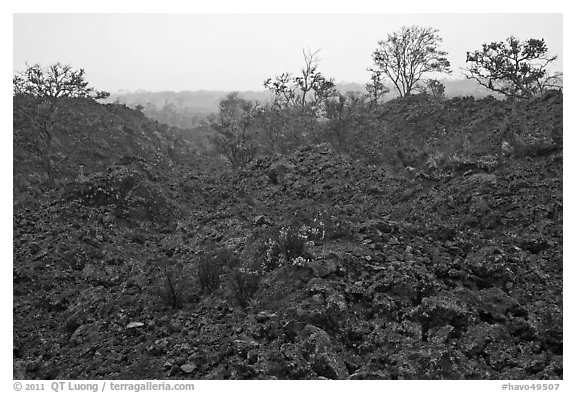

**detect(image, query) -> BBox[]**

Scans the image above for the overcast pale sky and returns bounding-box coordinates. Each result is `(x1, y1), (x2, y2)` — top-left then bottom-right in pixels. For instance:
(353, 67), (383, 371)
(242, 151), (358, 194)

(13, 13), (563, 93)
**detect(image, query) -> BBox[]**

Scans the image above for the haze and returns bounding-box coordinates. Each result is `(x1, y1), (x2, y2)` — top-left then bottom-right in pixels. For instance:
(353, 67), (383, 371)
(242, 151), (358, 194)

(13, 13), (563, 93)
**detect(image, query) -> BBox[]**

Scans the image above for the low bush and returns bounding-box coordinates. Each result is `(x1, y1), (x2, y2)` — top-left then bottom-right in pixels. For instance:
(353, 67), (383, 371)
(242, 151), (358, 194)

(277, 226), (307, 263)
(228, 266), (261, 308)
(197, 249), (236, 294)
(156, 263), (188, 309)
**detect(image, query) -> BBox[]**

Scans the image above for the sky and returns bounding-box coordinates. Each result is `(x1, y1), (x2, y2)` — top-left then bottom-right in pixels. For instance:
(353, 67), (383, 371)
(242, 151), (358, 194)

(13, 13), (563, 93)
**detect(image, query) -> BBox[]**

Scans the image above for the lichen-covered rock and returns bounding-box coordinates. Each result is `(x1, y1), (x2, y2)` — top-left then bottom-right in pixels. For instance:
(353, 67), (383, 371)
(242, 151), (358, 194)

(427, 325), (455, 344)
(267, 159), (294, 185)
(392, 347), (477, 379)
(459, 322), (510, 356)
(409, 289), (477, 333)
(307, 258), (339, 278)
(180, 363), (197, 374)
(301, 325), (349, 380)
(462, 246), (513, 288)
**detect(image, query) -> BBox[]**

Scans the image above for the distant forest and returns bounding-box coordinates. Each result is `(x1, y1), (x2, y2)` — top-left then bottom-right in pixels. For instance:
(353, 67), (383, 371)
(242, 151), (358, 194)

(107, 79), (494, 129)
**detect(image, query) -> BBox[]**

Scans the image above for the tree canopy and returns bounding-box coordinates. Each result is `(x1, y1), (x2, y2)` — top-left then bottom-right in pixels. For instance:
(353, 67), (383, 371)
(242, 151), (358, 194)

(464, 37), (562, 99)
(13, 63), (109, 100)
(371, 26), (451, 97)
(205, 92), (259, 168)
(264, 49), (338, 109)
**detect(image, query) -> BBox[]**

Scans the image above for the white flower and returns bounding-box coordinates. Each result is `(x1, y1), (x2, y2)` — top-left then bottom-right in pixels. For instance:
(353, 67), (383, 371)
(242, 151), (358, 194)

(292, 256), (307, 267)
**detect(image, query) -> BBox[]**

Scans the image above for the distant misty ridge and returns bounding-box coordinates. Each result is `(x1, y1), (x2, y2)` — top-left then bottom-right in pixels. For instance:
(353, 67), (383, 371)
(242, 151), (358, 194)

(106, 78), (497, 121)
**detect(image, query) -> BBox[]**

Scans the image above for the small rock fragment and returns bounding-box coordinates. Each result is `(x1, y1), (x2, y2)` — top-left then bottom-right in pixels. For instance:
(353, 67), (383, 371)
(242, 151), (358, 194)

(255, 311), (276, 323)
(180, 363), (197, 374)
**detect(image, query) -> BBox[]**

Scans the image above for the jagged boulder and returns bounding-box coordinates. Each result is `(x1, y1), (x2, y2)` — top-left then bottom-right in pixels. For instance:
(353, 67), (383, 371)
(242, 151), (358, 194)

(300, 324), (349, 380)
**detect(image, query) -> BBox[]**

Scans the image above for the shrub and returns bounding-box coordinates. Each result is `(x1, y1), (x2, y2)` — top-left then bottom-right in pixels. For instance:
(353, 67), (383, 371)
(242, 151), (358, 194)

(423, 79), (446, 99)
(197, 249), (236, 294)
(206, 92), (259, 168)
(156, 264), (187, 309)
(293, 210), (353, 242)
(253, 104), (322, 154)
(246, 224), (318, 273)
(229, 266), (261, 308)
(241, 229), (281, 273)
(277, 226), (307, 263)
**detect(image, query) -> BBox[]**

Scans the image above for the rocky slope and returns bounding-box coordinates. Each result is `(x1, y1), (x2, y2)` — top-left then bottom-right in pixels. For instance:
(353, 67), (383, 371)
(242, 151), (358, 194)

(13, 93), (562, 380)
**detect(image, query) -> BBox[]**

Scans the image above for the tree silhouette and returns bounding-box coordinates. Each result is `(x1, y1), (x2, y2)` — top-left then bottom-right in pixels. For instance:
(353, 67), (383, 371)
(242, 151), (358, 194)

(464, 36), (562, 99)
(13, 63), (109, 181)
(371, 26), (451, 97)
(13, 62), (109, 99)
(206, 92), (259, 168)
(264, 49), (337, 109)
(365, 69), (390, 106)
